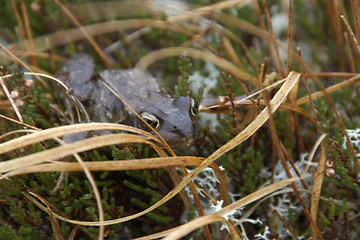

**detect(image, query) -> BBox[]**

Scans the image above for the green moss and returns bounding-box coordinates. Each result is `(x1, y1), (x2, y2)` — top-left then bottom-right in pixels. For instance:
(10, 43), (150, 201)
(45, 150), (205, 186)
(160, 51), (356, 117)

(0, 224), (16, 239)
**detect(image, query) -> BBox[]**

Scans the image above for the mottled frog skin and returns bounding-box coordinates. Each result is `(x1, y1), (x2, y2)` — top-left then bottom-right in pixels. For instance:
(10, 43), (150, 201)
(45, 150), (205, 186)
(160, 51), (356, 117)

(56, 53), (199, 148)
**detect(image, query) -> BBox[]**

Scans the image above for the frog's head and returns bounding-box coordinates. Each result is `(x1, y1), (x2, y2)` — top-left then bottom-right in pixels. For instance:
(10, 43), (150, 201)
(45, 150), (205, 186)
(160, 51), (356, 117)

(134, 95), (199, 148)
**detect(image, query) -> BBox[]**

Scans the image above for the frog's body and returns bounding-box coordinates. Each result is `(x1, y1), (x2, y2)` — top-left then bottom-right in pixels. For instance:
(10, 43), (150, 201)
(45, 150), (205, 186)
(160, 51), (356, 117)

(56, 53), (199, 148)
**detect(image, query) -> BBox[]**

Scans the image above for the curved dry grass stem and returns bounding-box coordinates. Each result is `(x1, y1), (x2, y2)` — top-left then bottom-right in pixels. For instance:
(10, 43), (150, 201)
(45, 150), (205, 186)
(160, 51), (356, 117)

(296, 73), (360, 105)
(135, 187), (298, 240)
(310, 141), (326, 240)
(0, 122), (159, 155)
(303, 134), (327, 176)
(0, 75), (23, 123)
(135, 47), (257, 84)
(0, 51), (67, 62)
(14, 19), (197, 52)
(200, 78), (286, 111)
(24, 71), (85, 123)
(24, 72), (68, 91)
(163, 177), (299, 239)
(14, 0), (253, 53)
(0, 129), (38, 141)
(0, 127), (105, 239)
(0, 133), (162, 175)
(54, 137), (104, 240)
(341, 15), (360, 57)
(1, 157), (205, 178)
(0, 71), (76, 123)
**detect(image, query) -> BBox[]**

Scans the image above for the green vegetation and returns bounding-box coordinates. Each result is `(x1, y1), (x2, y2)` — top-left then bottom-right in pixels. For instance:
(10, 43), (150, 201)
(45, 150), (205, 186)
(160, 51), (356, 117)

(1, 0), (360, 239)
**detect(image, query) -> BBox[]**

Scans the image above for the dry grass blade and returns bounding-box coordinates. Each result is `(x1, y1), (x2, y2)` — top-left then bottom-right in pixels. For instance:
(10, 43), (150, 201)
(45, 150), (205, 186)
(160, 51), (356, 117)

(14, 19), (200, 52)
(303, 134), (327, 176)
(20, 0), (37, 68)
(286, 0), (293, 74)
(226, 220), (242, 240)
(0, 75), (23, 122)
(0, 133), (162, 175)
(14, 19), (153, 51)
(296, 73), (360, 105)
(262, 0), (285, 77)
(310, 141), (327, 239)
(273, 208), (299, 240)
(163, 177), (299, 239)
(1, 156), (205, 179)
(341, 14), (360, 58)
(204, 72), (299, 159)
(10, 0), (26, 41)
(47, 203), (64, 240)
(200, 77), (286, 111)
(135, 47), (258, 84)
(0, 122), (159, 155)
(53, 0), (112, 68)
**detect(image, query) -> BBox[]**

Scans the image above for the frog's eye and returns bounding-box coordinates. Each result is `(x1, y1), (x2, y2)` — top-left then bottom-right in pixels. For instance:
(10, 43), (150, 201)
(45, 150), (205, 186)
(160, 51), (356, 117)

(190, 98), (199, 116)
(139, 112), (160, 131)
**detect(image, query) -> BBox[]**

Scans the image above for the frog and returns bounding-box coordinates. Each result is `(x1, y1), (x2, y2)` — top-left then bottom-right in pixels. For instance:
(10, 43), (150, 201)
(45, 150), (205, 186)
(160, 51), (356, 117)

(56, 53), (199, 148)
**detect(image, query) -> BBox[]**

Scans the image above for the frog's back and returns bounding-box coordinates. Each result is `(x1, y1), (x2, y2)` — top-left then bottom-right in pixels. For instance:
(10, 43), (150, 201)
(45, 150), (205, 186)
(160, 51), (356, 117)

(99, 69), (161, 99)
(56, 54), (161, 123)
(56, 53), (96, 102)
(89, 69), (165, 123)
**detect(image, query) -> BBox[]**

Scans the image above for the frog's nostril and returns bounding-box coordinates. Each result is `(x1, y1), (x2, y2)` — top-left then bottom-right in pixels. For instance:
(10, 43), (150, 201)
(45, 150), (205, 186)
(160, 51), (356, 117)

(170, 125), (182, 134)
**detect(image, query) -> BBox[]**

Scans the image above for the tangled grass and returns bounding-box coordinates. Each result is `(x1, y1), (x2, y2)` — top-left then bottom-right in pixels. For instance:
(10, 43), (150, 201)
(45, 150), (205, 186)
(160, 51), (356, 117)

(1, 0), (360, 239)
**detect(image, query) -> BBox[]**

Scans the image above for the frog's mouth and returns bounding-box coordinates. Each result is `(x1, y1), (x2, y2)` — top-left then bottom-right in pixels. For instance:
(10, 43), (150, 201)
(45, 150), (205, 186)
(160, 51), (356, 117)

(125, 115), (197, 149)
(141, 126), (197, 149)
(158, 120), (199, 149)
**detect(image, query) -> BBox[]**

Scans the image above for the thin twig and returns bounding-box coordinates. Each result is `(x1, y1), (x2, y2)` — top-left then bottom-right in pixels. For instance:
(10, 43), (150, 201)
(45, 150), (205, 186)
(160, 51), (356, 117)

(0, 43), (47, 86)
(53, 0), (112, 69)
(262, 0), (285, 77)
(20, 0), (37, 67)
(344, 32), (356, 73)
(341, 15), (360, 60)
(0, 76), (23, 123)
(286, 0), (293, 74)
(272, 208), (299, 240)
(10, 0), (26, 41)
